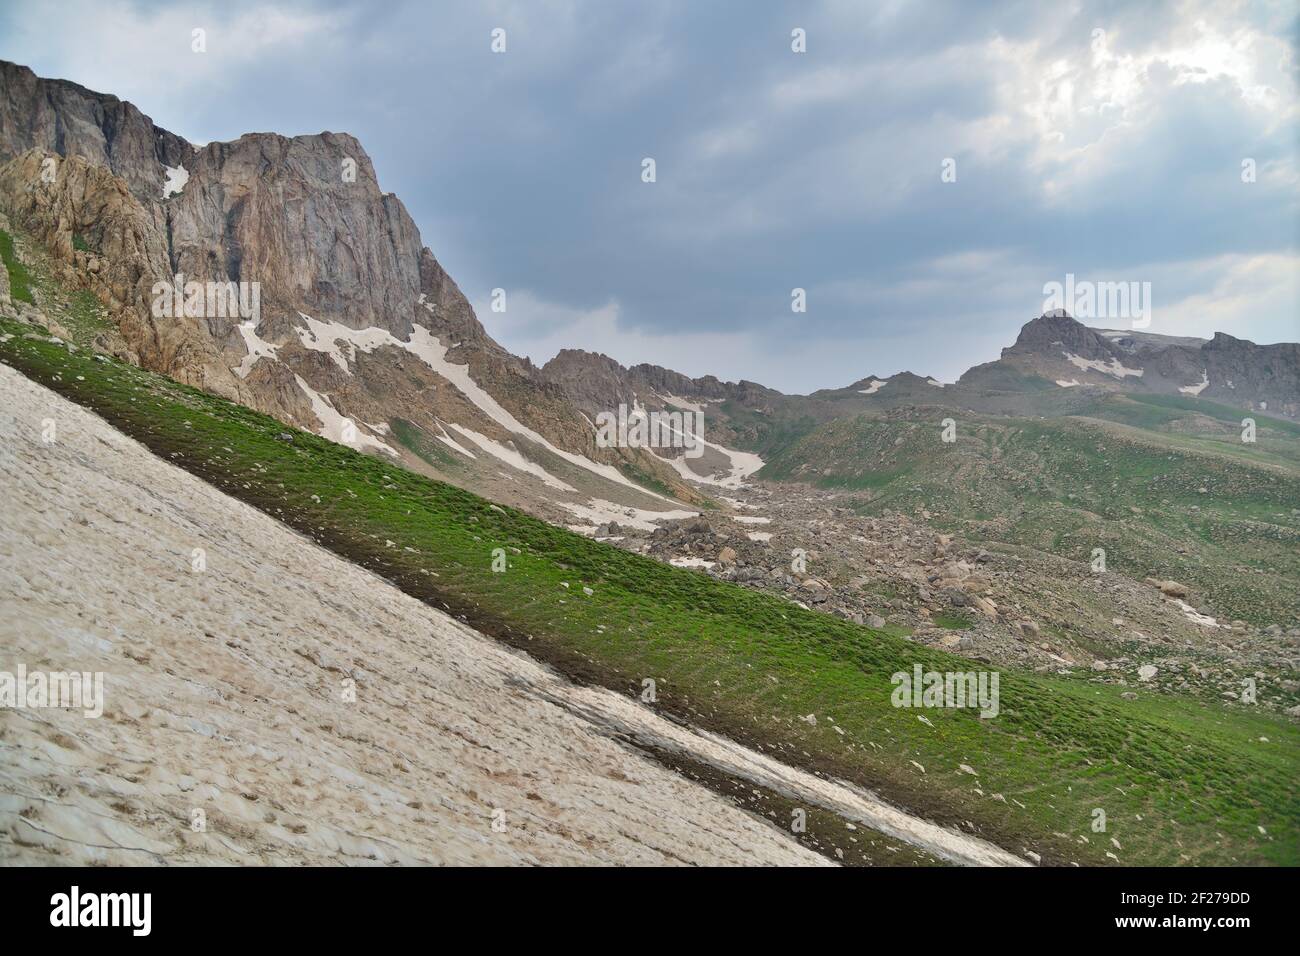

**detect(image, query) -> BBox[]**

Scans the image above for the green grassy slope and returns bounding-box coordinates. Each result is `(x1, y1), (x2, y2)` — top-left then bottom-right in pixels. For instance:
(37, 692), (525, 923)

(3, 315), (1296, 866)
(0, 228), (35, 303)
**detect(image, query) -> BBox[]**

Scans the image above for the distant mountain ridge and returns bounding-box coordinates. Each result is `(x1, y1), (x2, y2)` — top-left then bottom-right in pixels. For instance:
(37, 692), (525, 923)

(538, 309), (1298, 430)
(959, 311), (1299, 417)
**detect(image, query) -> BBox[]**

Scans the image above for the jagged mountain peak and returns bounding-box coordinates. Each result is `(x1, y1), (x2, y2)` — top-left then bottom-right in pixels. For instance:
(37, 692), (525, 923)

(889, 370), (940, 385)
(1006, 310), (1113, 359)
(540, 348), (746, 412)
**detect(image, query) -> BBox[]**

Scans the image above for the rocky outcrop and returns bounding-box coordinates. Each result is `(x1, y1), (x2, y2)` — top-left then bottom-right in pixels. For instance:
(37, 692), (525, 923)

(1198, 332), (1300, 416)
(540, 348), (776, 417)
(627, 362), (733, 402)
(539, 349), (641, 416)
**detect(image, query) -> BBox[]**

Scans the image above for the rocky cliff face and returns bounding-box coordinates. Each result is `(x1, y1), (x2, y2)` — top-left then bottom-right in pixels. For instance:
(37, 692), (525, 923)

(540, 349), (643, 416)
(0, 59), (700, 516)
(1195, 333), (1300, 416)
(168, 131), (427, 336)
(540, 348), (787, 435)
(540, 348), (747, 417)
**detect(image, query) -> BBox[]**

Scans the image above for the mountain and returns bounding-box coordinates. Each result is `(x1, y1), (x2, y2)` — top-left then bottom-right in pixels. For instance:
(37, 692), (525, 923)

(3, 60), (1299, 869)
(0, 60), (706, 531)
(961, 310), (1299, 418)
(528, 325), (1300, 631)
(0, 60), (194, 202)
(2, 60), (1297, 619)
(538, 349), (786, 487)
(4, 59), (1294, 531)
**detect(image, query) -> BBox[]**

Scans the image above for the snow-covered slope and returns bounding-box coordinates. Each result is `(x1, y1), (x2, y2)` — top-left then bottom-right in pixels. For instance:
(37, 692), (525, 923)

(0, 364), (820, 866)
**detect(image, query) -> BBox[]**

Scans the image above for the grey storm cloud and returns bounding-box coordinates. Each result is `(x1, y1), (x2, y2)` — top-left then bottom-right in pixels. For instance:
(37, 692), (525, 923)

(2, 0), (1296, 390)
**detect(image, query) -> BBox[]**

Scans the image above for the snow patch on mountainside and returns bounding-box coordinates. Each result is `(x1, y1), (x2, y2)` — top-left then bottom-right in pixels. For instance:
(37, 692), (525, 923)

(233, 313), (675, 501)
(622, 398), (763, 490)
(1064, 352), (1144, 379)
(661, 438), (765, 490)
(232, 321), (396, 457)
(433, 421), (477, 459)
(1179, 370), (1210, 396)
(293, 313), (398, 374)
(446, 423), (575, 492)
(702, 438), (765, 488)
(658, 393), (710, 413)
(559, 498), (696, 531)
(292, 374), (398, 458)
(233, 321), (279, 378)
(858, 379), (887, 395)
(161, 164), (189, 199)
(397, 322), (675, 501)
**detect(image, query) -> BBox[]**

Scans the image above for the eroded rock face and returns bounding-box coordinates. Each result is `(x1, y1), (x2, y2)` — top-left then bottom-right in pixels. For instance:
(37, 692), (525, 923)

(1198, 333), (1300, 416)
(538, 347), (769, 463)
(1005, 311), (1119, 363)
(0, 150), (250, 402)
(540, 349), (641, 417)
(0, 60), (194, 203)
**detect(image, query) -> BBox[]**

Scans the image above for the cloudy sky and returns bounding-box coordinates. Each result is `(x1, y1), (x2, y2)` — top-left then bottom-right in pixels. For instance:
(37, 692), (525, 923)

(2, 0), (1296, 391)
